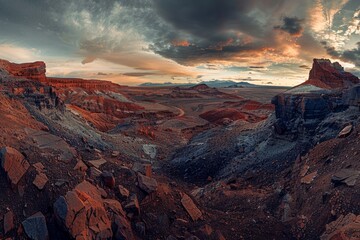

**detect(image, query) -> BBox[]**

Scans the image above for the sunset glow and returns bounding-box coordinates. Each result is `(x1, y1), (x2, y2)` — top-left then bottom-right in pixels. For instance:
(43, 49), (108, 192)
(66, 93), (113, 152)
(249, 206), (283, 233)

(0, 0), (359, 86)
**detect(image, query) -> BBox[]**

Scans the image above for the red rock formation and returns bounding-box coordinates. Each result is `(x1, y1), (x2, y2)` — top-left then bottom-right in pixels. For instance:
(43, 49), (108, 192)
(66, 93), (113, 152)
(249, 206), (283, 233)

(53, 181), (134, 239)
(189, 84), (211, 91)
(0, 147), (30, 185)
(0, 59), (46, 82)
(303, 59), (359, 89)
(47, 77), (120, 91)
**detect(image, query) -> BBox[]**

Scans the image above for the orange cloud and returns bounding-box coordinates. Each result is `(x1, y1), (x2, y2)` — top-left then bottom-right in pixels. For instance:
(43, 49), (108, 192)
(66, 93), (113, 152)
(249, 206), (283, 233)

(171, 40), (191, 47)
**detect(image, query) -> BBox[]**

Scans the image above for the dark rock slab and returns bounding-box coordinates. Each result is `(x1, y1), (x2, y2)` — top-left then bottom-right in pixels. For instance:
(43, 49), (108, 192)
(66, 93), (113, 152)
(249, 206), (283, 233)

(22, 212), (49, 240)
(332, 169), (360, 186)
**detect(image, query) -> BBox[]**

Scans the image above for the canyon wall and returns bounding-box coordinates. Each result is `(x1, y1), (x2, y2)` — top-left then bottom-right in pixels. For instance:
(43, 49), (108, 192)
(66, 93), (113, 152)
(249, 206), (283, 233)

(0, 59), (46, 82)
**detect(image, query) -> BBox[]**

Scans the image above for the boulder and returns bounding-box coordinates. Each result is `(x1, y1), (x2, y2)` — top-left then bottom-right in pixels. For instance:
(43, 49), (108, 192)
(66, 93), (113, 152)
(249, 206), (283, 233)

(331, 169), (360, 186)
(59, 182), (133, 239)
(53, 181), (113, 239)
(137, 173), (158, 193)
(181, 193), (202, 221)
(0, 147), (30, 185)
(320, 213), (360, 240)
(33, 173), (48, 190)
(22, 212), (49, 240)
(338, 125), (353, 138)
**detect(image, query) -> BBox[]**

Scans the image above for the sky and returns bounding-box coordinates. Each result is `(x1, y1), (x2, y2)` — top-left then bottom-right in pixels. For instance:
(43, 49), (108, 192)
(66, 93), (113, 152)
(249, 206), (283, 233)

(0, 0), (359, 86)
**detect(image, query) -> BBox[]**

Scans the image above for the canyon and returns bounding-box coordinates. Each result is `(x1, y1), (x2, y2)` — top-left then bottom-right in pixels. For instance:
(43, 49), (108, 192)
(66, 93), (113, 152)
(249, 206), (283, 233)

(0, 58), (359, 240)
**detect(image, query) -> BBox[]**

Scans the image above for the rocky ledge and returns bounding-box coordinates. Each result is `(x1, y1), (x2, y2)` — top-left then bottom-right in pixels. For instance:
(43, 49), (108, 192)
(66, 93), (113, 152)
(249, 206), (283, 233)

(47, 77), (121, 91)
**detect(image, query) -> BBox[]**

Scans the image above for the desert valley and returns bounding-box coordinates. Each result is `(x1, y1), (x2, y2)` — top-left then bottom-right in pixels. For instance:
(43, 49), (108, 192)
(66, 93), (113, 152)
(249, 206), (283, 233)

(0, 57), (359, 240)
(1, 0), (360, 239)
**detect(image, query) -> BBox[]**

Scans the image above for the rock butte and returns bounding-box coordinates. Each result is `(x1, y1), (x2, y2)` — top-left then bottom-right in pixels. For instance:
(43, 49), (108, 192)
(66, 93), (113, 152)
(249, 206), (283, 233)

(305, 58), (359, 89)
(272, 59), (360, 133)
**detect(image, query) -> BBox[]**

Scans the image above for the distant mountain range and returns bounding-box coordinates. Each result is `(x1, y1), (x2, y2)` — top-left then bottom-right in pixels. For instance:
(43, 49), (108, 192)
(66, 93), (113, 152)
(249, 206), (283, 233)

(139, 80), (257, 88)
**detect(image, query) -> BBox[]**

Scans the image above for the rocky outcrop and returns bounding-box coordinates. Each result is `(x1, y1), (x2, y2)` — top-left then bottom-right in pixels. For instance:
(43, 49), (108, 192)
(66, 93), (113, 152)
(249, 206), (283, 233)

(53, 181), (112, 239)
(0, 59), (46, 82)
(189, 84), (211, 91)
(272, 91), (331, 122)
(306, 59), (359, 89)
(0, 147), (29, 185)
(47, 77), (119, 91)
(272, 59), (360, 133)
(53, 181), (134, 240)
(320, 213), (360, 240)
(271, 87), (355, 133)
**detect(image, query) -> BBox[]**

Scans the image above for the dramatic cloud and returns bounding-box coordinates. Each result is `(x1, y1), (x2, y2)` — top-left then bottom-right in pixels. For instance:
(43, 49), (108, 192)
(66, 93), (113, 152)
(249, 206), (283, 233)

(0, 0), (359, 85)
(274, 17), (304, 36)
(342, 42), (360, 66)
(322, 41), (360, 67)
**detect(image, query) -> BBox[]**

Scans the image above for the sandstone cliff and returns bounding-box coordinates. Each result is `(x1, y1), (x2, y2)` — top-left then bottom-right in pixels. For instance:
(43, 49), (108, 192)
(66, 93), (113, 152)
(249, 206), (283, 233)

(272, 59), (360, 134)
(47, 77), (120, 91)
(0, 59), (46, 82)
(304, 58), (359, 89)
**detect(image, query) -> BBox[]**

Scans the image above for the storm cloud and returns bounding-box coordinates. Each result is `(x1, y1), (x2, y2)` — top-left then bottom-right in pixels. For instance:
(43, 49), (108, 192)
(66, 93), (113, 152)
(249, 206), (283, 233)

(342, 42), (360, 67)
(0, 0), (359, 85)
(274, 17), (305, 36)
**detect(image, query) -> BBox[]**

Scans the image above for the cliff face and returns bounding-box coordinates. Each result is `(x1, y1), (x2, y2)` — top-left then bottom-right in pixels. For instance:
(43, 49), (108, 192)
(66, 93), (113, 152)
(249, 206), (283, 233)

(306, 59), (359, 89)
(0, 59), (119, 92)
(0, 59), (143, 131)
(0, 59), (46, 82)
(272, 93), (331, 122)
(47, 77), (120, 91)
(272, 59), (360, 134)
